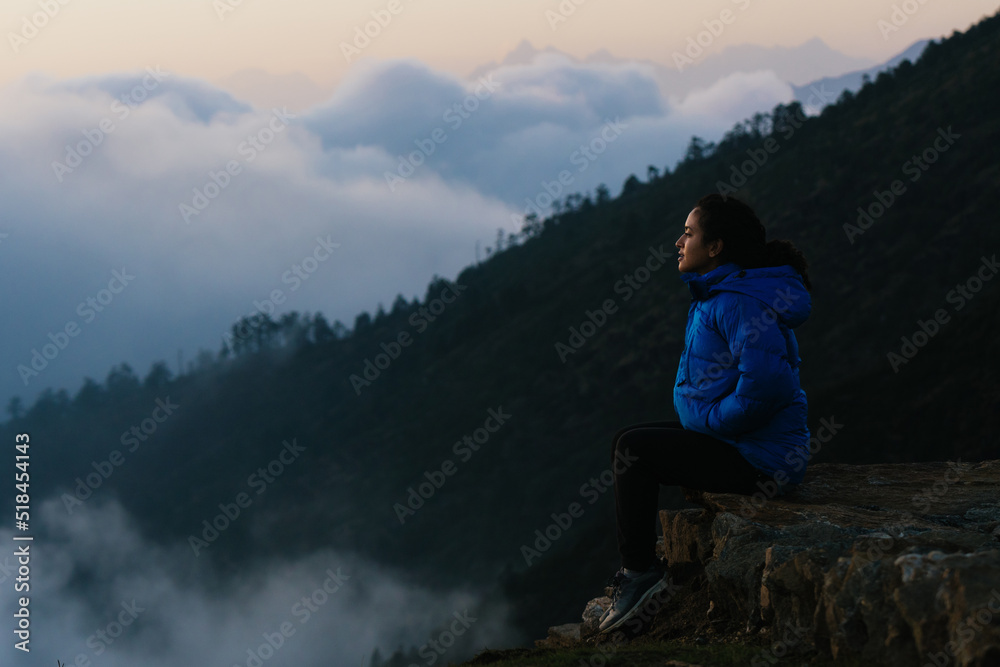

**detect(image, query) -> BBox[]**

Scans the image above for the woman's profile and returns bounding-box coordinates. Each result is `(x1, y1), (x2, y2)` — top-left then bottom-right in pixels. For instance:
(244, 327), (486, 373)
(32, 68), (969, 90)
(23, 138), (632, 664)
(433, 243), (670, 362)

(599, 193), (813, 633)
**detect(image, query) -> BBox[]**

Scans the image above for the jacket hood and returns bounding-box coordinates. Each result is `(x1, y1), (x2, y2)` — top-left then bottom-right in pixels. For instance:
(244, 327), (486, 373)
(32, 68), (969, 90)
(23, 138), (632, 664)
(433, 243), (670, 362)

(680, 262), (811, 329)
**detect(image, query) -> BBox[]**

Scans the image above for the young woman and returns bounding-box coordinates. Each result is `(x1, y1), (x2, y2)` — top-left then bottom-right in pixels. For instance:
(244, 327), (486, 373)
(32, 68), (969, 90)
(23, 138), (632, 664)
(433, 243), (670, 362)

(599, 194), (813, 633)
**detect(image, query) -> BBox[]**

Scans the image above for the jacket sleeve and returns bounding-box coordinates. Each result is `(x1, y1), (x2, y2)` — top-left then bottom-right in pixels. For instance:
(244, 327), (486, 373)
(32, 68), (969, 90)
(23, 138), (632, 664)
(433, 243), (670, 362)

(705, 293), (798, 436)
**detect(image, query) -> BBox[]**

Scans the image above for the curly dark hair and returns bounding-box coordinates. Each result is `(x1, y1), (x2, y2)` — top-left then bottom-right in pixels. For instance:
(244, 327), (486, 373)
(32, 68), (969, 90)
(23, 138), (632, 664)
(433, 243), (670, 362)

(694, 194), (812, 291)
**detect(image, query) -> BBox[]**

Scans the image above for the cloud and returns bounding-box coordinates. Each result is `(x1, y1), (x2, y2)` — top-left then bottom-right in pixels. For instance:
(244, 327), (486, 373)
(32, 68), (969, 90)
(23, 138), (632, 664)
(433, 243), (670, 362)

(670, 69), (795, 122)
(0, 72), (512, 408)
(303, 54), (794, 207)
(52, 69), (253, 124)
(303, 54), (672, 203)
(0, 498), (515, 666)
(0, 55), (795, 409)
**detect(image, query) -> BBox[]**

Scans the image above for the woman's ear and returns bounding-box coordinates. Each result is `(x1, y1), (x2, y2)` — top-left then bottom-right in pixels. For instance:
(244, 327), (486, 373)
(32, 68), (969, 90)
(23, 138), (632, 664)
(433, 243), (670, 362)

(709, 239), (723, 258)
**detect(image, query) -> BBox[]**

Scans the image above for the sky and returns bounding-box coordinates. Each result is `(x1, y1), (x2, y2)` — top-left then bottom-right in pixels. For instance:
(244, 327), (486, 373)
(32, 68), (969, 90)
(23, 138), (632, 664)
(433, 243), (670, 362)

(2, 1), (998, 664)
(4, 0), (996, 95)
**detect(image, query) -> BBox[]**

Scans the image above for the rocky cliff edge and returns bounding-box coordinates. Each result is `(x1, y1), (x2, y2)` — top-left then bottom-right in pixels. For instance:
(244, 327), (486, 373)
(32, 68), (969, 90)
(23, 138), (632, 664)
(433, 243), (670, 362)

(540, 460), (1000, 667)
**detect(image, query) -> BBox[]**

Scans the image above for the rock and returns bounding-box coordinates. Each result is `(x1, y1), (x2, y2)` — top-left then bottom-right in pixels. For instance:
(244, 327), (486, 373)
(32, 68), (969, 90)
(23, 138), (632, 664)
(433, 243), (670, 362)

(570, 460), (1000, 666)
(581, 596), (612, 636)
(661, 508), (714, 565)
(537, 623), (582, 648)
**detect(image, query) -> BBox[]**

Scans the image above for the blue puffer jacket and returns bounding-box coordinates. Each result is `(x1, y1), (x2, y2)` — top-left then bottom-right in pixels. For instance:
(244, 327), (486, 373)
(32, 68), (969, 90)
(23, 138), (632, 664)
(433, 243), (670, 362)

(673, 261), (812, 485)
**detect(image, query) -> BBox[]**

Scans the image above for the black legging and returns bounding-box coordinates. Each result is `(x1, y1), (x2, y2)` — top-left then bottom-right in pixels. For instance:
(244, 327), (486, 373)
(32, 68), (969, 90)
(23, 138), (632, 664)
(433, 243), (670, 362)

(611, 420), (769, 571)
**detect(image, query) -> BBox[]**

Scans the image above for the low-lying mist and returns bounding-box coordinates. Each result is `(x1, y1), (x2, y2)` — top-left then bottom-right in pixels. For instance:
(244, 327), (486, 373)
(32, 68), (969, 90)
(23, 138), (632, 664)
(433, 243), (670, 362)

(2, 498), (517, 666)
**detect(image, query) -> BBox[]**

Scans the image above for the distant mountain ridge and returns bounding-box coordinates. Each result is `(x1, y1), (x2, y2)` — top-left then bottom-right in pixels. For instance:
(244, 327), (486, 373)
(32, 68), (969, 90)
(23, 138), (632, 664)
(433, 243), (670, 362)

(469, 37), (935, 116)
(792, 38), (930, 110)
(469, 37), (875, 99)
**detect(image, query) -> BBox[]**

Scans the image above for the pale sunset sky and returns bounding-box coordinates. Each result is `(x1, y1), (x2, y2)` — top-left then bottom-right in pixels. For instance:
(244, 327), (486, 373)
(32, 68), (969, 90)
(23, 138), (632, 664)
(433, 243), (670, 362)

(4, 0), (996, 94)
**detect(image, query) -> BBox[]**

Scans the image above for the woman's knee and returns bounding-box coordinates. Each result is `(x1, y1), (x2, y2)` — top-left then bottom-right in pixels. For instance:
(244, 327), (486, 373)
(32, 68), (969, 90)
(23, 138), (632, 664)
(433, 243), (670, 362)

(610, 426), (634, 462)
(611, 422), (679, 465)
(613, 429), (651, 465)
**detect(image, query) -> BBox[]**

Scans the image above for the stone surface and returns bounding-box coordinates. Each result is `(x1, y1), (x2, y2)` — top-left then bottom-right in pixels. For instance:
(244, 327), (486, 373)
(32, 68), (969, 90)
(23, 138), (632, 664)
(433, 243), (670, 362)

(581, 595), (612, 636)
(556, 460), (1000, 666)
(541, 623), (582, 647)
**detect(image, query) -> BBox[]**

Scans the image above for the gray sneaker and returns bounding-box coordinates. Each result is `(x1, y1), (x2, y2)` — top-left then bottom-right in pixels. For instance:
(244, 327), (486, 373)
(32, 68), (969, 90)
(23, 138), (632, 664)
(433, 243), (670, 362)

(598, 567), (669, 633)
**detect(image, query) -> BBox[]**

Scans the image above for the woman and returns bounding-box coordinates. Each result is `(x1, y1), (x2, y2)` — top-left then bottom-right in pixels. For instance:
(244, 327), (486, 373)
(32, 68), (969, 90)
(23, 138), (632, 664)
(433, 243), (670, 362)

(599, 194), (813, 633)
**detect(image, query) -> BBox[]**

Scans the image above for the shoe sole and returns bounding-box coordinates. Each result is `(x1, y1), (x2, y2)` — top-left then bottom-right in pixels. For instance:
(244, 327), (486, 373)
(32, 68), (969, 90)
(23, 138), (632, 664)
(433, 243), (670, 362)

(599, 576), (669, 633)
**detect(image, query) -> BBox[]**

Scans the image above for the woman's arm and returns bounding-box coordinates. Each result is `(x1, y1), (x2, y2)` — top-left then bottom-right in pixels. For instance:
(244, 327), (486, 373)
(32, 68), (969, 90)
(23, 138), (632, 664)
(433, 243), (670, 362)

(704, 292), (799, 436)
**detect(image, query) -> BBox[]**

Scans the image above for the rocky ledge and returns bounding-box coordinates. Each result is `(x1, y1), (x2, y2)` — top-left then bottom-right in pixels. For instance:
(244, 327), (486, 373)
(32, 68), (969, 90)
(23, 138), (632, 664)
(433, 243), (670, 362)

(541, 460), (1000, 667)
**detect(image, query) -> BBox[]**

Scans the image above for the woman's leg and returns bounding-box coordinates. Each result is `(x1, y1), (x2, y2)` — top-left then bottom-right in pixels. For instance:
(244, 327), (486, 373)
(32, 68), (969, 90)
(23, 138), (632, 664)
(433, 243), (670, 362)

(611, 421), (763, 571)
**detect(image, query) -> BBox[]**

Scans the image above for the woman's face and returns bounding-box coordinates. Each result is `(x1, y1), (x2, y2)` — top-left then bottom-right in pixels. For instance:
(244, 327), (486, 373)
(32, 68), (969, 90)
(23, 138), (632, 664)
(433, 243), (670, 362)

(675, 208), (722, 274)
